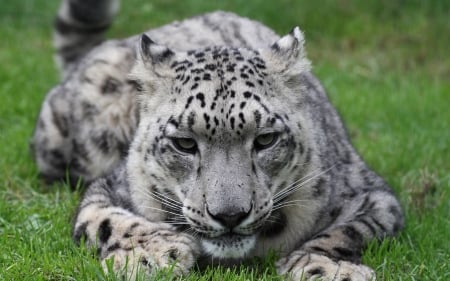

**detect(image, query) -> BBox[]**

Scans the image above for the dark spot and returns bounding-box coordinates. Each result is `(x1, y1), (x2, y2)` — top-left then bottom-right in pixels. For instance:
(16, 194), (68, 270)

(203, 113), (210, 123)
(271, 42), (280, 52)
(329, 207), (342, 219)
(230, 117), (235, 130)
(55, 16), (109, 36)
(312, 178), (325, 197)
(185, 95), (194, 109)
(98, 219), (112, 243)
(254, 110), (261, 127)
(313, 233), (331, 239)
(175, 65), (186, 72)
(181, 75), (191, 85)
(140, 257), (150, 267)
(168, 116), (179, 128)
(307, 267), (325, 276)
(196, 92), (206, 107)
(370, 216), (387, 232)
(238, 112), (245, 124)
(389, 205), (401, 218)
(130, 222), (140, 230)
(343, 225), (363, 242)
(359, 218), (376, 235)
(91, 130), (112, 154)
(187, 111), (196, 129)
(246, 81), (255, 87)
(205, 64), (216, 71)
(243, 91), (252, 98)
(126, 79), (144, 92)
(256, 63), (266, 69)
(310, 246), (330, 256)
(333, 247), (356, 260)
(73, 221), (89, 243)
(107, 242), (121, 252)
(203, 73), (211, 80)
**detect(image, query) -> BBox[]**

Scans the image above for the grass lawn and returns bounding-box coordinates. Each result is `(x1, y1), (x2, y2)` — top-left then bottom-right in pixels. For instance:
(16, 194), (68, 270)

(1, 0), (449, 280)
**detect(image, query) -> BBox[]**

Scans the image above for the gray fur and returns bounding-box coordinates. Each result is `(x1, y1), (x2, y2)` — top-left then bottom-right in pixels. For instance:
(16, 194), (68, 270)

(32, 0), (404, 280)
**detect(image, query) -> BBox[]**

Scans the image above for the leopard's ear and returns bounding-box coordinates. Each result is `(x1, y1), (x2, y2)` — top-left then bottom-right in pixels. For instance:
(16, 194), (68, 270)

(138, 34), (175, 66)
(130, 34), (180, 95)
(133, 34), (178, 79)
(262, 27), (311, 77)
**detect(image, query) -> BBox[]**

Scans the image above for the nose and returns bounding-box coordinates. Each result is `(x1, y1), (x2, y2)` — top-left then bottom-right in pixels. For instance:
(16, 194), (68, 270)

(207, 207), (252, 229)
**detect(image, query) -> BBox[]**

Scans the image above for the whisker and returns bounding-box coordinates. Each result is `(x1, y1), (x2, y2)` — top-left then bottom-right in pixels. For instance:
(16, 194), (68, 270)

(263, 219), (278, 224)
(152, 189), (182, 207)
(164, 218), (188, 224)
(136, 189), (182, 211)
(165, 222), (191, 226)
(182, 228), (200, 240)
(140, 206), (184, 218)
(273, 165), (335, 203)
(273, 199), (309, 209)
(150, 192), (182, 211)
(273, 169), (321, 201)
(272, 202), (307, 211)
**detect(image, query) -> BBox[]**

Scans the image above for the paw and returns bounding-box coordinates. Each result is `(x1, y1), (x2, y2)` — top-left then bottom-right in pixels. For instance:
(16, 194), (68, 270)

(102, 228), (200, 278)
(276, 251), (375, 281)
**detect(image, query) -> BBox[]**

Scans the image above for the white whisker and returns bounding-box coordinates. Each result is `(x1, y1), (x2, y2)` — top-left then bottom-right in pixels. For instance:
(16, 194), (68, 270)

(272, 200), (309, 211)
(273, 165), (335, 203)
(141, 205), (184, 218)
(136, 188), (182, 211)
(273, 169), (321, 201)
(273, 199), (309, 209)
(150, 191), (182, 210)
(152, 189), (182, 207)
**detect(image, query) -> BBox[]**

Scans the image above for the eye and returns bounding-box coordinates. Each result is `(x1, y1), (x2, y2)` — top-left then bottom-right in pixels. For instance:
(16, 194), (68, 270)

(254, 133), (279, 150)
(171, 138), (198, 154)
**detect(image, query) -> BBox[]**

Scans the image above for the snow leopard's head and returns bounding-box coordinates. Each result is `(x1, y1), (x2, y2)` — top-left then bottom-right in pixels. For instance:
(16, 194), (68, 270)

(127, 28), (319, 259)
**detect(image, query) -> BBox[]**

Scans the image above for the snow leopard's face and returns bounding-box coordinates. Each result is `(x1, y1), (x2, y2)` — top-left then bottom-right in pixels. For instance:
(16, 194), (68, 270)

(127, 29), (313, 259)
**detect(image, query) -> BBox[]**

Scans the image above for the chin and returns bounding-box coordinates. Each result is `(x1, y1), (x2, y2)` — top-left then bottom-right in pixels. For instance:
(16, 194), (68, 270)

(200, 234), (256, 259)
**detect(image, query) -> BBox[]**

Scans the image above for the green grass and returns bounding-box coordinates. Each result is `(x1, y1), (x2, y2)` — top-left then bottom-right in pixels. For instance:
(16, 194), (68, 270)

(1, 0), (449, 280)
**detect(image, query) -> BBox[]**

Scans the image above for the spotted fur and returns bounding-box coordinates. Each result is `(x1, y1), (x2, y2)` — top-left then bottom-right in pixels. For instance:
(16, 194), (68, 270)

(32, 0), (404, 280)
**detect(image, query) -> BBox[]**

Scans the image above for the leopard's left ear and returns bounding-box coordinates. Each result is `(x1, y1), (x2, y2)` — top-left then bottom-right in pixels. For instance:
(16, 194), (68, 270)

(262, 27), (311, 77)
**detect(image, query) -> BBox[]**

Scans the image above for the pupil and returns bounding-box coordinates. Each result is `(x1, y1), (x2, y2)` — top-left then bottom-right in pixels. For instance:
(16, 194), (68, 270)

(179, 139), (194, 148)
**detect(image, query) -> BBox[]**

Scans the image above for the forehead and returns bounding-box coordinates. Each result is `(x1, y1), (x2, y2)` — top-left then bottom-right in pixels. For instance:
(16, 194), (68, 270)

(167, 47), (281, 137)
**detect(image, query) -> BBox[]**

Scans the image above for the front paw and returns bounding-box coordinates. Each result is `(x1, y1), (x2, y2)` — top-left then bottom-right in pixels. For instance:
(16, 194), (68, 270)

(276, 251), (375, 281)
(102, 228), (200, 278)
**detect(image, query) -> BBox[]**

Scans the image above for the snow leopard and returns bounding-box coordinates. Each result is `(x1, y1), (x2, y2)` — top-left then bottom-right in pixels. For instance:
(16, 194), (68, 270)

(31, 0), (404, 280)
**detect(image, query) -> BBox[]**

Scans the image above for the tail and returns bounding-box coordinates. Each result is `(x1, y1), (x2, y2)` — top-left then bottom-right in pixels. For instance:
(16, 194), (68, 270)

(53, 0), (119, 75)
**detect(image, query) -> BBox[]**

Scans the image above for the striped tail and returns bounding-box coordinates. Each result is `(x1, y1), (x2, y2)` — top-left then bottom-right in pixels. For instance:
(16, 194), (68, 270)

(53, 0), (119, 75)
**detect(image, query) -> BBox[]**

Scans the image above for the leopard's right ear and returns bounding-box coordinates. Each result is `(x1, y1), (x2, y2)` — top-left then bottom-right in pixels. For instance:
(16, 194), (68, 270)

(134, 34), (178, 78)
(138, 34), (175, 65)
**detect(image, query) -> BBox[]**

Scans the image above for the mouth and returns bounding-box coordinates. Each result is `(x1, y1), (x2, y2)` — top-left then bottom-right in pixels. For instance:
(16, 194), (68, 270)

(200, 233), (256, 259)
